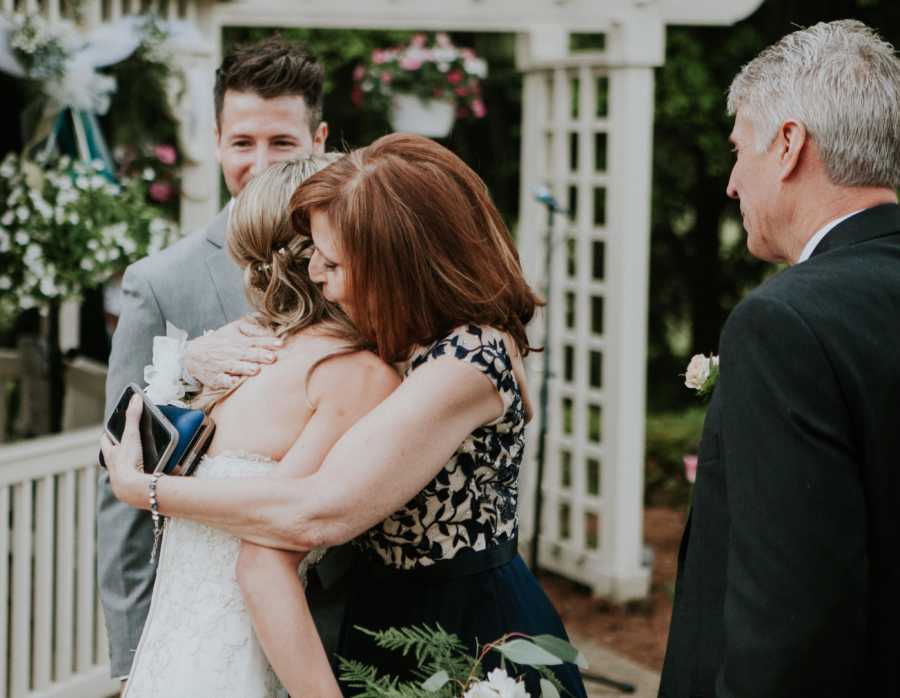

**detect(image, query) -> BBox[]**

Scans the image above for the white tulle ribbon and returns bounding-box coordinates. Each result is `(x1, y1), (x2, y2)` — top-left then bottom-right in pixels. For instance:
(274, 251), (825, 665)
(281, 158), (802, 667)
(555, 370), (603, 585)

(144, 321), (191, 406)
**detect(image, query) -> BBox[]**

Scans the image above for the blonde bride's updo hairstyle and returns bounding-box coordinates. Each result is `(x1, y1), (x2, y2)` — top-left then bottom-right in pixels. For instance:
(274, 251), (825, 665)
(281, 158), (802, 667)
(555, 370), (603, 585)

(227, 155), (356, 340)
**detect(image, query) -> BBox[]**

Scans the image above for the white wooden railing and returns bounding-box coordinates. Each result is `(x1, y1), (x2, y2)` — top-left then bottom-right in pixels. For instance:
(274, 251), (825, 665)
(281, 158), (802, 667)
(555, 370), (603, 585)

(1, 428), (118, 698)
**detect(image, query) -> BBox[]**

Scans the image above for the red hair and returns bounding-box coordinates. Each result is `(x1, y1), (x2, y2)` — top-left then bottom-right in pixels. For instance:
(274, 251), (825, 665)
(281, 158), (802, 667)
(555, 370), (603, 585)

(291, 133), (542, 363)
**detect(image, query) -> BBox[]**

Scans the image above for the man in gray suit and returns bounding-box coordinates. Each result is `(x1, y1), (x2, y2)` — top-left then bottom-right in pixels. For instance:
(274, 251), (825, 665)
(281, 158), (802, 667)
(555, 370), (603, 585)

(98, 38), (350, 689)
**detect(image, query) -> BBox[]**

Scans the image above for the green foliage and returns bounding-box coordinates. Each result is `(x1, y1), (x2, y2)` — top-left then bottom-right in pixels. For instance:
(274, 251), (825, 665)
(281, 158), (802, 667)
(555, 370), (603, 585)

(645, 407), (707, 507)
(338, 659), (439, 698)
(647, 1), (900, 413)
(339, 625), (582, 697)
(0, 152), (175, 329)
(101, 26), (179, 165)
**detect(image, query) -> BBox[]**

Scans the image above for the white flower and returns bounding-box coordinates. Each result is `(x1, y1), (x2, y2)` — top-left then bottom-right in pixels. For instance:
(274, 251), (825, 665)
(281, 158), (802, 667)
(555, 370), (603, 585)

(68, 212), (80, 225)
(75, 176), (89, 190)
(684, 354), (713, 390)
(101, 222), (128, 242)
(80, 257), (95, 271)
(24, 244), (41, 263)
(143, 322), (190, 405)
(432, 47), (459, 64)
(464, 57), (488, 79)
(1, 211), (14, 226)
(464, 669), (530, 698)
(0, 276), (10, 290)
(90, 175), (105, 189)
(15, 230), (30, 245)
(464, 683), (499, 698)
(0, 230), (9, 252)
(142, 167), (156, 181)
(39, 276), (58, 297)
(0, 161), (15, 179)
(16, 206), (30, 222)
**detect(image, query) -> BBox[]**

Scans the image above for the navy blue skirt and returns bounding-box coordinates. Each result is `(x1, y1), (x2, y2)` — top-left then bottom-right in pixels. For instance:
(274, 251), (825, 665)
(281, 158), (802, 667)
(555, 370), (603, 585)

(337, 552), (587, 698)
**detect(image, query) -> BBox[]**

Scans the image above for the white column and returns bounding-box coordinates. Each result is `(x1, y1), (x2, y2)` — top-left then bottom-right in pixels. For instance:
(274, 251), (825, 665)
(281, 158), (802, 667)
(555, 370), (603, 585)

(173, 0), (221, 234)
(594, 11), (663, 601)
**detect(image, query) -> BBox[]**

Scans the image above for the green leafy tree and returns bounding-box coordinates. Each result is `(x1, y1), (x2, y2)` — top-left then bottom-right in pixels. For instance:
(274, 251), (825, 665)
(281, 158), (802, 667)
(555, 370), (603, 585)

(647, 0), (900, 410)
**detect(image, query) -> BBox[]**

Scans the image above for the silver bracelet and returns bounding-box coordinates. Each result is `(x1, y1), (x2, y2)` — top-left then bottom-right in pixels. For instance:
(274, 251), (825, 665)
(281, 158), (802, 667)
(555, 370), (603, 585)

(148, 473), (164, 564)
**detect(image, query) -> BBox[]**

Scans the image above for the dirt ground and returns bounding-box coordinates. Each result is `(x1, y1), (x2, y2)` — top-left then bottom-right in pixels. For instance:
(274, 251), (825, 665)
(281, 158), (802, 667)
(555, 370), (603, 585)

(540, 506), (686, 673)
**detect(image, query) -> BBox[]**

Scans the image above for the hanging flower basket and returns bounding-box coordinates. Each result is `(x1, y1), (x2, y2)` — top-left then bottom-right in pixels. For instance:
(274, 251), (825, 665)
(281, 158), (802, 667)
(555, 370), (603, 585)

(390, 93), (456, 137)
(353, 32), (488, 137)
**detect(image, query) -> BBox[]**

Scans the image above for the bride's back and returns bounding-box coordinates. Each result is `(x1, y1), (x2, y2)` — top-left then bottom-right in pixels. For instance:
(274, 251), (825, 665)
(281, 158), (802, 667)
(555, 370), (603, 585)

(204, 327), (360, 461)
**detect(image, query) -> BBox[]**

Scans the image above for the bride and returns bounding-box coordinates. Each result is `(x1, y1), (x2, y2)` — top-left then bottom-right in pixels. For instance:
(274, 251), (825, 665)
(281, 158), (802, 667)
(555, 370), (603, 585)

(108, 156), (399, 698)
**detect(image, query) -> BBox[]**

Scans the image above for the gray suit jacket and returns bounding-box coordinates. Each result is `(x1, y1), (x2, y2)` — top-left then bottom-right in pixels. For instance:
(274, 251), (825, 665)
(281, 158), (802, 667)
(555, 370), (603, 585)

(98, 209), (355, 677)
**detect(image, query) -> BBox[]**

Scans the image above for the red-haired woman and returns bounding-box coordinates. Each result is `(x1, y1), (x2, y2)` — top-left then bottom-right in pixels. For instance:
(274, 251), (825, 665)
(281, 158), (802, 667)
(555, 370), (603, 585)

(103, 134), (587, 698)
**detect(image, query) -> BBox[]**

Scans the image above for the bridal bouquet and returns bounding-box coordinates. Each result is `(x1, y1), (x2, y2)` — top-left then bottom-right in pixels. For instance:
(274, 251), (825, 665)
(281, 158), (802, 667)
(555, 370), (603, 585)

(338, 625), (586, 698)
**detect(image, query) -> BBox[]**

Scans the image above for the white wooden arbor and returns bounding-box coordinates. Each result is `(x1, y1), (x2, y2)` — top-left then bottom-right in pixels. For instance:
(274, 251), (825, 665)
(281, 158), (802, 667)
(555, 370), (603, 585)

(189, 0), (762, 602)
(1, 1), (766, 696)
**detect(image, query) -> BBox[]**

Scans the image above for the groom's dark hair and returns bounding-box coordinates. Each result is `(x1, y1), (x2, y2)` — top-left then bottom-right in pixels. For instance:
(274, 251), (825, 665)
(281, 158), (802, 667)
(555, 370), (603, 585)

(214, 37), (325, 132)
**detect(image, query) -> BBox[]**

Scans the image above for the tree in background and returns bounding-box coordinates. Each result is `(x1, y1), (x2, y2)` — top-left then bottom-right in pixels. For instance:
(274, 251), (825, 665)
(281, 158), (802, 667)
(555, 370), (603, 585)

(649, 0), (900, 410)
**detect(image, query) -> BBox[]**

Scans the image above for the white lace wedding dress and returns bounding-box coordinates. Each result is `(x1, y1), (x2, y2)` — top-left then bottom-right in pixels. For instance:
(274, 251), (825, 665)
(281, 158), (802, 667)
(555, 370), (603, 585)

(123, 452), (325, 698)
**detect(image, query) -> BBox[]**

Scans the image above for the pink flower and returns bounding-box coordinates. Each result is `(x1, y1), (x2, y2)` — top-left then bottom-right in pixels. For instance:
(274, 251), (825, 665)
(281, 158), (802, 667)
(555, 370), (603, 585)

(447, 69), (464, 85)
(353, 64), (366, 81)
(153, 144), (176, 165)
(461, 47), (476, 61)
(436, 32), (452, 48)
(470, 98), (487, 118)
(400, 55), (423, 71)
(683, 454), (698, 484)
(380, 71), (393, 85)
(411, 33), (427, 49)
(372, 49), (388, 65)
(149, 180), (174, 203)
(454, 85), (469, 97)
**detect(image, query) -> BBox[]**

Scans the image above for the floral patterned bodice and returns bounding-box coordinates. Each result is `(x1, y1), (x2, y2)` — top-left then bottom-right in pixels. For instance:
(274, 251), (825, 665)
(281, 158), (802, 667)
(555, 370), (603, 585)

(363, 324), (525, 570)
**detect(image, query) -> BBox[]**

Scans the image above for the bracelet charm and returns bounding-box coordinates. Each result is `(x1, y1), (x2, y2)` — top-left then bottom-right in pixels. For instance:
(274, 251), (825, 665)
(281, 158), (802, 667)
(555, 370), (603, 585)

(149, 473), (164, 564)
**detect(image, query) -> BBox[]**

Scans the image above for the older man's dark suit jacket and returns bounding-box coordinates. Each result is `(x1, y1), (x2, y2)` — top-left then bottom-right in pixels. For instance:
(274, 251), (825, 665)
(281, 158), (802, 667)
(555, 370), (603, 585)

(659, 204), (900, 697)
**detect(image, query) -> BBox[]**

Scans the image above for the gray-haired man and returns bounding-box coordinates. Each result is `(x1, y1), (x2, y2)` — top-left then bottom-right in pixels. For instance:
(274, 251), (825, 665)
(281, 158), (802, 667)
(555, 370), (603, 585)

(660, 20), (900, 697)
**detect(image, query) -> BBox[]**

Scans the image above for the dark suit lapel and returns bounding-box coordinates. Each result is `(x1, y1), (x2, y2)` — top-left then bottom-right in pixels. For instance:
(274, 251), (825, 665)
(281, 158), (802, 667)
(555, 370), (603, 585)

(203, 206), (251, 323)
(811, 203), (900, 259)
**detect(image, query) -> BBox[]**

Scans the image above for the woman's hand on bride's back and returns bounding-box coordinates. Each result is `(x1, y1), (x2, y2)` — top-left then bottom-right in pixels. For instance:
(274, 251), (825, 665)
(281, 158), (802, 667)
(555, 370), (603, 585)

(184, 317), (283, 390)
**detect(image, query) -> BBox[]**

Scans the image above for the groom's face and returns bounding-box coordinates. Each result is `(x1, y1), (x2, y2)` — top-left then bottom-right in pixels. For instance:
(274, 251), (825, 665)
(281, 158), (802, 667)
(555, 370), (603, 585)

(215, 90), (328, 196)
(726, 111), (785, 263)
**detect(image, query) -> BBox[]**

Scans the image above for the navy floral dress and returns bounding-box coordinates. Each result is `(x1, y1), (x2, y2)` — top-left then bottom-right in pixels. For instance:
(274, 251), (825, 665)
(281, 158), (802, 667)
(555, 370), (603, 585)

(338, 325), (587, 698)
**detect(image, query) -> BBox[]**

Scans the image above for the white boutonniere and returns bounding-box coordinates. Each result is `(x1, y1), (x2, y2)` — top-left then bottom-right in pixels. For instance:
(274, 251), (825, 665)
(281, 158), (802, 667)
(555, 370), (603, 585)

(683, 353), (719, 398)
(143, 321), (193, 405)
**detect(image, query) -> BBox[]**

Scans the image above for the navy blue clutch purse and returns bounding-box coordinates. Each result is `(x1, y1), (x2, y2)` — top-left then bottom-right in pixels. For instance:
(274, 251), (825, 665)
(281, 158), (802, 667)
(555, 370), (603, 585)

(156, 404), (217, 476)
(103, 383), (217, 476)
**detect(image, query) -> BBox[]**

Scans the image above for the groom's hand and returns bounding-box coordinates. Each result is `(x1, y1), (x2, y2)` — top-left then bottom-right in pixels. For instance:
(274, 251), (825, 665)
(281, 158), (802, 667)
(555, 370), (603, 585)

(184, 317), (283, 390)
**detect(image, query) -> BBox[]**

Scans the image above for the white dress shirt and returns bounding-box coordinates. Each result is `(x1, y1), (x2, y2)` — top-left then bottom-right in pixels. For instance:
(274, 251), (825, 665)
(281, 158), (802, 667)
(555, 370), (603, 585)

(796, 209), (865, 263)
